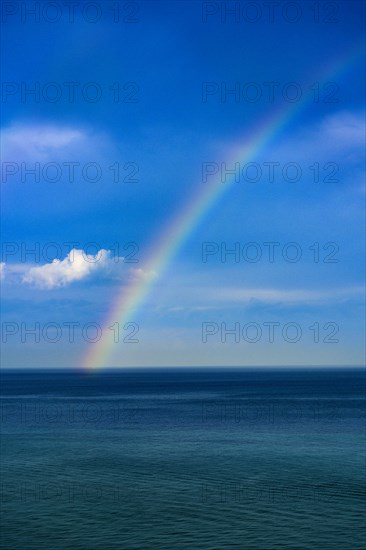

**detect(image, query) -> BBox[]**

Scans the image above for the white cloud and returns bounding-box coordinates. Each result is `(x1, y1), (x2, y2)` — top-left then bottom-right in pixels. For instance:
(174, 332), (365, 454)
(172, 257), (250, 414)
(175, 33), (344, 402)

(0, 250), (159, 290)
(1, 125), (85, 162)
(284, 110), (365, 163)
(319, 111), (365, 149)
(205, 286), (365, 306)
(0, 123), (119, 171)
(22, 249), (116, 289)
(129, 267), (158, 282)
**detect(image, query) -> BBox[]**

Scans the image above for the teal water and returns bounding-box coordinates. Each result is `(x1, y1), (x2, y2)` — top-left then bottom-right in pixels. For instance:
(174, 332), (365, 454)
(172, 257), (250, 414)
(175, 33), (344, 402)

(1, 368), (365, 549)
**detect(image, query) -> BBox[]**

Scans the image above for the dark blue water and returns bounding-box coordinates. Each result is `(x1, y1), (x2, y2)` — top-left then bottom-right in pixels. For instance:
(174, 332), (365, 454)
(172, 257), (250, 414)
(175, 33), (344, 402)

(1, 368), (365, 549)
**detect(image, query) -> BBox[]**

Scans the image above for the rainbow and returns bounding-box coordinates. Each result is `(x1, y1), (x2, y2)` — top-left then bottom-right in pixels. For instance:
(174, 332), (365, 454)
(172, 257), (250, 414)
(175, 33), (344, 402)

(83, 40), (364, 370)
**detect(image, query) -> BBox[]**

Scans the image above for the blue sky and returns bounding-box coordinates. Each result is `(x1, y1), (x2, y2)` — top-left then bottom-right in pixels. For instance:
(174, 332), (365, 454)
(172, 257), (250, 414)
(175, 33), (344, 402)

(1, 0), (365, 368)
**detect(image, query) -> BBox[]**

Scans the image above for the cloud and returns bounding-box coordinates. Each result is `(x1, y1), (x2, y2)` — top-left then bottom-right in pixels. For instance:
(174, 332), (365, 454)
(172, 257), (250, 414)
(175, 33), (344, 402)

(205, 286), (365, 306)
(1, 125), (85, 163)
(319, 111), (365, 150)
(0, 122), (126, 217)
(22, 249), (117, 289)
(0, 262), (5, 280)
(285, 110), (365, 163)
(15, 249), (156, 290)
(0, 123), (120, 172)
(129, 267), (158, 282)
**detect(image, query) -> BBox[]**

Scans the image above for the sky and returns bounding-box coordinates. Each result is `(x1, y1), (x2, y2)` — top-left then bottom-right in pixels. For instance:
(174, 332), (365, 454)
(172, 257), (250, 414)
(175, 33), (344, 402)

(1, 0), (365, 368)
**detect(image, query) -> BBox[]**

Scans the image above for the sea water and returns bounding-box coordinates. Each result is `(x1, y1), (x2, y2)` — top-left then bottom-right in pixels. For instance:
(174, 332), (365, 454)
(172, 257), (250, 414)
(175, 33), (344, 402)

(1, 368), (365, 549)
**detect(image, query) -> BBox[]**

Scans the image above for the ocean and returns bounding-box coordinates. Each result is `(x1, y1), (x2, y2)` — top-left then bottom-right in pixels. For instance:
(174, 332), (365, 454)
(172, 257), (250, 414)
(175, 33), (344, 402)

(1, 368), (365, 549)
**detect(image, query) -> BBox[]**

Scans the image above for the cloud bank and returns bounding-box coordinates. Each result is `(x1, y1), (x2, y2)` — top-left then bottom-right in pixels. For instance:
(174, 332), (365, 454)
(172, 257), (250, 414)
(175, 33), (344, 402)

(22, 249), (115, 289)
